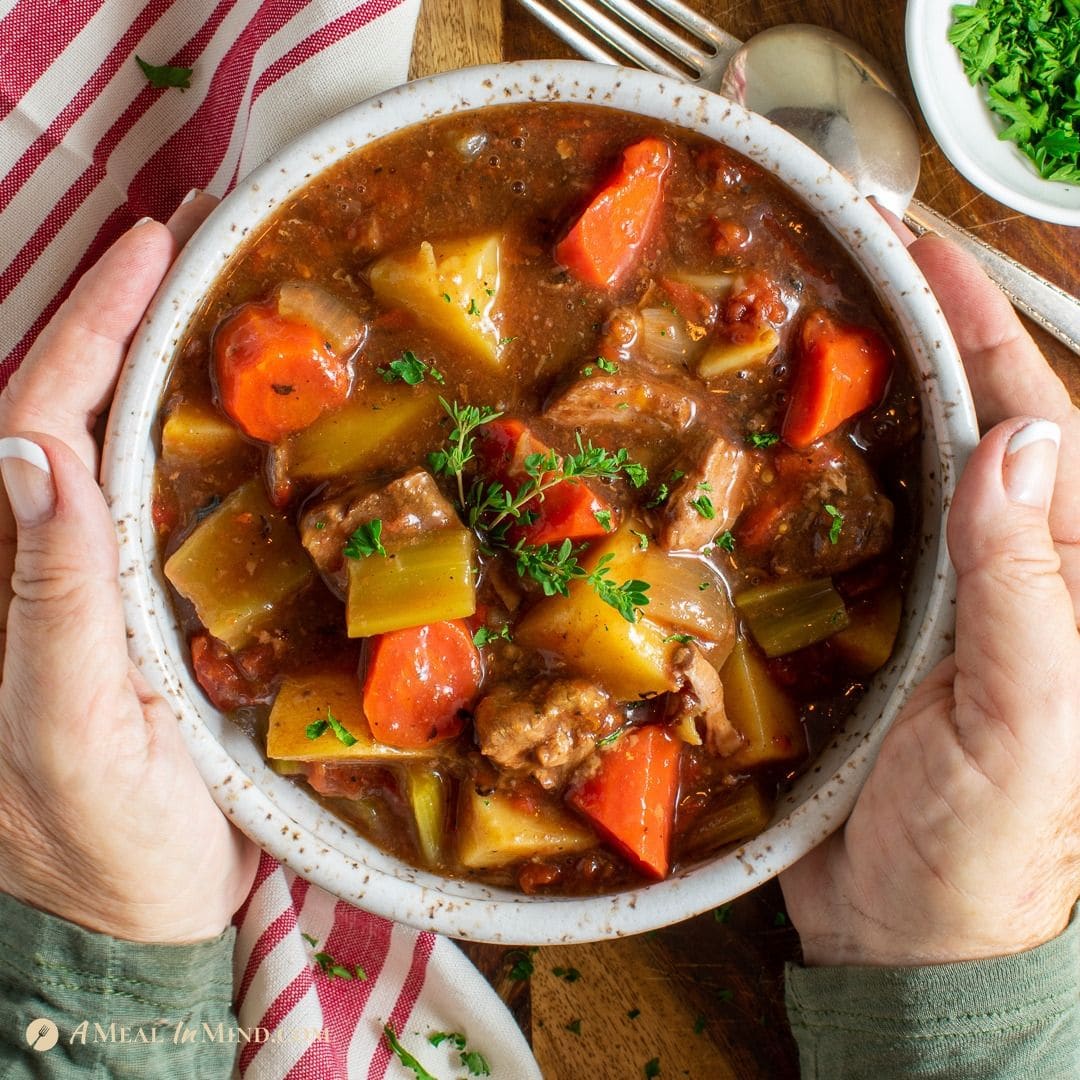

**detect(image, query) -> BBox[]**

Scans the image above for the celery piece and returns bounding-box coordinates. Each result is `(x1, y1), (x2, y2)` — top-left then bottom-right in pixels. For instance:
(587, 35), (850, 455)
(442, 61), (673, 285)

(164, 480), (313, 650)
(346, 528), (476, 638)
(831, 586), (902, 674)
(405, 765), (448, 866)
(267, 668), (437, 762)
(161, 401), (247, 464)
(697, 325), (778, 378)
(457, 786), (596, 870)
(734, 577), (849, 658)
(282, 387), (440, 482)
(514, 525), (679, 701)
(681, 781), (773, 858)
(720, 638), (806, 770)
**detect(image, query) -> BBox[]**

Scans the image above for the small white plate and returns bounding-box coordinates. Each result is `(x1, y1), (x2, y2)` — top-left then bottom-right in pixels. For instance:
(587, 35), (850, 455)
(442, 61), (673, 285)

(906, 0), (1080, 225)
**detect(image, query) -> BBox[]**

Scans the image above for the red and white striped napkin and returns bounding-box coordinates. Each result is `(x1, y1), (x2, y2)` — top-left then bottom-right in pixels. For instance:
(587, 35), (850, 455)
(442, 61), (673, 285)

(0, 4), (542, 1077)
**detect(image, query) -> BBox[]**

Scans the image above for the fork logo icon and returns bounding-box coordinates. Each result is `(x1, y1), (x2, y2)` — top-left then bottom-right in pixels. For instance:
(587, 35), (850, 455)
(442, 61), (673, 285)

(25, 1019), (58, 1052)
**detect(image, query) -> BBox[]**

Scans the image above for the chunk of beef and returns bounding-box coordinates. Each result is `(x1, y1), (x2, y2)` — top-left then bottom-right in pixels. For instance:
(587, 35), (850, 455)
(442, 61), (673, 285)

(545, 371), (696, 435)
(659, 433), (751, 551)
(473, 678), (620, 790)
(667, 645), (742, 756)
(738, 441), (893, 577)
(299, 467), (454, 597)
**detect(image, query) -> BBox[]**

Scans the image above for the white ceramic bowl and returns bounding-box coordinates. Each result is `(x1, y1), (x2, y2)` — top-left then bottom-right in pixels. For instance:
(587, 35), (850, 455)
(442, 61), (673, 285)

(906, 0), (1080, 225)
(103, 60), (978, 945)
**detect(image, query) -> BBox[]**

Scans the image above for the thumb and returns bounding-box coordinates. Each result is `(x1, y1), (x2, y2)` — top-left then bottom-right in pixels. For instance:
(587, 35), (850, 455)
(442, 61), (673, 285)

(0, 433), (131, 738)
(948, 417), (1078, 745)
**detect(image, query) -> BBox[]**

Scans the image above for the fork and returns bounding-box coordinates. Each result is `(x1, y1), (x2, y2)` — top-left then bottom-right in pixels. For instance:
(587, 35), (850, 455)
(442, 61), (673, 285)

(516, 0), (1080, 356)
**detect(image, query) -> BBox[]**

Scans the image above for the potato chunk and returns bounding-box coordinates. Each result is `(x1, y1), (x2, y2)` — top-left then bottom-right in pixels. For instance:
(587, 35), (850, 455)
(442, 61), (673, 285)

(457, 786), (596, 869)
(266, 668), (437, 762)
(164, 480), (313, 650)
(514, 526), (680, 701)
(161, 401), (247, 464)
(369, 235), (505, 366)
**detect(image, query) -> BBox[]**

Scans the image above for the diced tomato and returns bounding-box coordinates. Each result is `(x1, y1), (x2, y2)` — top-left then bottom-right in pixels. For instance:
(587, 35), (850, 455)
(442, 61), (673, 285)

(213, 303), (351, 443)
(782, 310), (892, 449)
(362, 620), (482, 749)
(567, 725), (682, 880)
(190, 633), (275, 711)
(474, 418), (614, 546)
(555, 137), (673, 289)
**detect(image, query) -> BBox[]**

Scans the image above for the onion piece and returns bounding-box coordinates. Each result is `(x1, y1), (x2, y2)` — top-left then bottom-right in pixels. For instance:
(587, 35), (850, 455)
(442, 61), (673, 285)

(277, 281), (367, 356)
(665, 271), (735, 298)
(639, 306), (698, 367)
(639, 551), (735, 649)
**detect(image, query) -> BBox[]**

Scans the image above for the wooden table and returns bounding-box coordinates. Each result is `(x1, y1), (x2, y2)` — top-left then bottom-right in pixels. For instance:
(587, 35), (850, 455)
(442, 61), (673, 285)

(409, 3), (1080, 1077)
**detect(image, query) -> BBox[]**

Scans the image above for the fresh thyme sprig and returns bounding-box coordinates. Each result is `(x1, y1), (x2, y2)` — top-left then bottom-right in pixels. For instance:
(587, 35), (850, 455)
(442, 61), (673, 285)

(427, 397), (503, 506)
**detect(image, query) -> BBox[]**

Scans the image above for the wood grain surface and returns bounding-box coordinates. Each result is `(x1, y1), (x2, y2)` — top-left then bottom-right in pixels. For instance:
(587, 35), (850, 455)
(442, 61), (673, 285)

(409, 2), (1079, 1077)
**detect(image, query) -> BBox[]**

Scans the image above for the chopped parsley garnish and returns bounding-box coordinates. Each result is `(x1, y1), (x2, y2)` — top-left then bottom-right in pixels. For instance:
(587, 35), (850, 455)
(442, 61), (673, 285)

(595, 355), (619, 373)
(747, 430), (780, 448)
(646, 482), (670, 508)
(596, 724), (628, 748)
(663, 632), (695, 644)
(698, 581), (711, 591)
(498, 336), (516, 346)
(383, 1026), (437, 1080)
(824, 503), (844, 544)
(344, 518), (387, 559)
(305, 709), (356, 747)
(313, 948), (366, 980)
(473, 624), (512, 648)
(631, 529), (650, 551)
(645, 1057), (661, 1078)
(623, 461), (649, 488)
(594, 509), (613, 532)
(466, 297), (481, 316)
(949, 0), (1080, 183)
(580, 364), (595, 377)
(553, 966), (581, 982)
(441, 292), (452, 303)
(506, 947), (538, 981)
(377, 349), (444, 385)
(314, 520), (326, 530)
(690, 493), (716, 519)
(715, 530), (736, 552)
(428, 1032), (490, 1077)
(713, 903), (733, 924)
(136, 56), (192, 89)
(566, 1019), (583, 1035)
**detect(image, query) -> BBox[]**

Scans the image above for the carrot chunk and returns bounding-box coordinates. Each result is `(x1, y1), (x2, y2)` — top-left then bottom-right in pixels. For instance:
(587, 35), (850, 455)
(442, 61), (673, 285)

(567, 725), (681, 879)
(555, 137), (673, 289)
(362, 620), (482, 749)
(474, 418), (614, 546)
(781, 310), (891, 449)
(213, 303), (352, 443)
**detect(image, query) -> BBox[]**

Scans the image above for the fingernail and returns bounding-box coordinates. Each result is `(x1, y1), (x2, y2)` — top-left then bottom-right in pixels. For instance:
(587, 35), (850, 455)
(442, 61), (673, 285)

(0, 437), (55, 525)
(1004, 419), (1060, 509)
(181, 187), (201, 205)
(133, 216), (155, 228)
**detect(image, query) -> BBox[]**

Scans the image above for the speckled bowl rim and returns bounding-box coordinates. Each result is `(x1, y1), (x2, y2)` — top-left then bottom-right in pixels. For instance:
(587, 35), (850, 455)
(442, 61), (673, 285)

(103, 60), (978, 945)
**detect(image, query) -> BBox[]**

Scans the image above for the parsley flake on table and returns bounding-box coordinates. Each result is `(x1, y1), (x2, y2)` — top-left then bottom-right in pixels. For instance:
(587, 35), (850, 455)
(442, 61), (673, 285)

(344, 518), (387, 559)
(136, 55), (192, 89)
(713, 903), (733, 924)
(313, 949), (366, 980)
(823, 503), (844, 545)
(948, 0), (1080, 183)
(377, 349), (444, 385)
(383, 1026), (437, 1080)
(627, 1008), (641, 1020)
(645, 1057), (661, 1078)
(505, 946), (538, 981)
(693, 1014), (707, 1035)
(566, 1018), (583, 1035)
(553, 965), (582, 982)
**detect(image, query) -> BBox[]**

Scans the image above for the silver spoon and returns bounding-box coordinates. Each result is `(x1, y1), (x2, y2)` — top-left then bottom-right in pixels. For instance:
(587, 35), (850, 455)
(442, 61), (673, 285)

(517, 2), (1080, 354)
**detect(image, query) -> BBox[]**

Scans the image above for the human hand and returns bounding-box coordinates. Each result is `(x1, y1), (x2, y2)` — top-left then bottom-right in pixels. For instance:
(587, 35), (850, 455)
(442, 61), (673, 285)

(780, 233), (1080, 966)
(0, 197), (259, 944)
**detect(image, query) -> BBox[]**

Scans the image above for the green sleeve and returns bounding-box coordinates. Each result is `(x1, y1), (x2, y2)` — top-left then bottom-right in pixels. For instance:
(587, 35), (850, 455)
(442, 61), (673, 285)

(0, 891), (240, 1078)
(785, 904), (1080, 1079)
